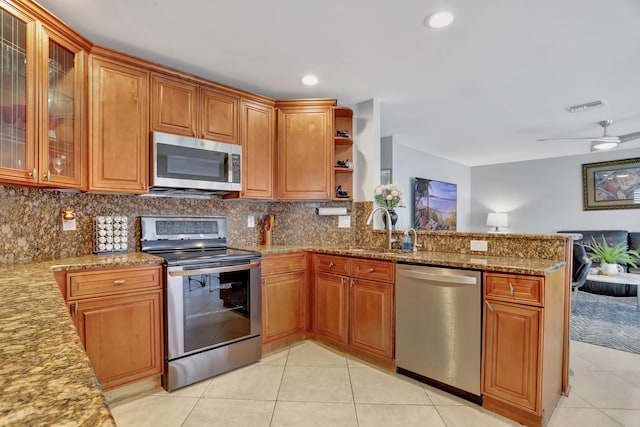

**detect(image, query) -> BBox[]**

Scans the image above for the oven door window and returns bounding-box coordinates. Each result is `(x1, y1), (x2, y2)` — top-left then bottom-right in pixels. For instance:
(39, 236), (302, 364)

(157, 142), (228, 183)
(182, 269), (250, 352)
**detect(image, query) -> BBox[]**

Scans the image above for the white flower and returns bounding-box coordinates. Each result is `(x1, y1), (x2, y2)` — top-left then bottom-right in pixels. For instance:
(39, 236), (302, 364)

(399, 199), (405, 206)
(391, 190), (399, 197)
(375, 186), (383, 195)
(385, 194), (393, 201)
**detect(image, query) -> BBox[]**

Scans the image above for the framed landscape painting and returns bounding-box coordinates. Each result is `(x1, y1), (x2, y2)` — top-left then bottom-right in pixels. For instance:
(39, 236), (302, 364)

(413, 177), (457, 230)
(583, 157), (640, 210)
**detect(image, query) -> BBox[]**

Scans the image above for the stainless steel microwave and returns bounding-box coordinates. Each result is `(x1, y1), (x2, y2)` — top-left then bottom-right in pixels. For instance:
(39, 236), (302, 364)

(150, 132), (241, 194)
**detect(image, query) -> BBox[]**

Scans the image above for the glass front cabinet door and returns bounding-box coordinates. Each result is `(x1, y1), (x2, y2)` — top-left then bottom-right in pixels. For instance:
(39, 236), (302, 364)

(0, 3), (86, 188)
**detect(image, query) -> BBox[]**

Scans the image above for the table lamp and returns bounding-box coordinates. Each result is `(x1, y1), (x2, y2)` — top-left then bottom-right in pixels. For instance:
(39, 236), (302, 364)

(487, 212), (508, 232)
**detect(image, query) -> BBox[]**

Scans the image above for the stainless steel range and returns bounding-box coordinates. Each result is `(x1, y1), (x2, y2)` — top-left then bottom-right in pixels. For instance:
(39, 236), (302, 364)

(140, 216), (261, 391)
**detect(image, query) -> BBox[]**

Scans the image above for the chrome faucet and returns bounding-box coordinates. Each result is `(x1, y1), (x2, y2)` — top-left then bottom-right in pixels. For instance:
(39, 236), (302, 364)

(366, 206), (395, 250)
(403, 228), (422, 252)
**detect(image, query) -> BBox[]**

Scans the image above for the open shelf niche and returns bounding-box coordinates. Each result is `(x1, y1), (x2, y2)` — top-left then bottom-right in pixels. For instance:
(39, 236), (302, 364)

(333, 106), (353, 201)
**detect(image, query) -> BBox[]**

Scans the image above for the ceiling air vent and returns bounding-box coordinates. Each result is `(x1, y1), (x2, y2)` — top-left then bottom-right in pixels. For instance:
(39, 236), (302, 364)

(565, 99), (607, 113)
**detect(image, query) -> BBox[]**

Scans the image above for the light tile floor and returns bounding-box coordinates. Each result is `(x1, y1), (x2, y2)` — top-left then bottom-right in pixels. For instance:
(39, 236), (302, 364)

(110, 340), (640, 427)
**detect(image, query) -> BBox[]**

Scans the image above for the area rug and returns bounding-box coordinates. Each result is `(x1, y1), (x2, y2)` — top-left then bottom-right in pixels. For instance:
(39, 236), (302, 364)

(571, 290), (640, 355)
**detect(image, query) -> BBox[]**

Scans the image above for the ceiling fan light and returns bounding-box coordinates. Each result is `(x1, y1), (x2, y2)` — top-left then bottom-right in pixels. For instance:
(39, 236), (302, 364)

(590, 140), (618, 151)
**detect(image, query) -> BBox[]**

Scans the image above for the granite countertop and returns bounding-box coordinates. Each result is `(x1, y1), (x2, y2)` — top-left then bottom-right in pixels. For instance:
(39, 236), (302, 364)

(237, 245), (565, 276)
(0, 246), (563, 425)
(0, 252), (162, 426)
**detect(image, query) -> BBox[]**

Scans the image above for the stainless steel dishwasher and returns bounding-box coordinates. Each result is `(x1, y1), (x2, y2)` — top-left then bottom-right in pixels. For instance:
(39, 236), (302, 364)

(395, 263), (482, 404)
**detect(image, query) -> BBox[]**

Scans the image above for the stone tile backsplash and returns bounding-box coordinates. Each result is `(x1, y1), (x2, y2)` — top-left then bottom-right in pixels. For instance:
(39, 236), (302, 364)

(0, 186), (567, 266)
(0, 185), (356, 265)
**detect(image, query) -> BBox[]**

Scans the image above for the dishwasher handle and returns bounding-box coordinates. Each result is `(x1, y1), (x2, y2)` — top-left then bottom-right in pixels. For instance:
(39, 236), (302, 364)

(399, 269), (478, 285)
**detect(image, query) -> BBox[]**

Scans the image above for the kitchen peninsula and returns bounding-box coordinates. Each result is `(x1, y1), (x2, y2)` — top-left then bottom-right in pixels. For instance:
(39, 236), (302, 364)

(0, 252), (162, 426)
(0, 232), (570, 426)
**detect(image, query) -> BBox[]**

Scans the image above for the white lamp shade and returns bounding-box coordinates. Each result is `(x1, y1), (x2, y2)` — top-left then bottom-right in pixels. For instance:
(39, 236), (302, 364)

(486, 212), (508, 228)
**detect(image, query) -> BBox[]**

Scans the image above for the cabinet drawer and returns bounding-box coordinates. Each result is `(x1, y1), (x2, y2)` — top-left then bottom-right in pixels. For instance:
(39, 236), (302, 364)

(351, 259), (394, 283)
(262, 252), (306, 275)
(485, 273), (543, 305)
(67, 266), (161, 300)
(314, 254), (350, 275)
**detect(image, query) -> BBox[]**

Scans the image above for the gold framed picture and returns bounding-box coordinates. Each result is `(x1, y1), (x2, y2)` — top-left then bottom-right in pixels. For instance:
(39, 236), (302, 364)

(582, 157), (640, 210)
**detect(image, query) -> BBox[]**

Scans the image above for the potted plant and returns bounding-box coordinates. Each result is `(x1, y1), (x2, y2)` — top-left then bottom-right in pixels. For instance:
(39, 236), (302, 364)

(585, 236), (640, 276)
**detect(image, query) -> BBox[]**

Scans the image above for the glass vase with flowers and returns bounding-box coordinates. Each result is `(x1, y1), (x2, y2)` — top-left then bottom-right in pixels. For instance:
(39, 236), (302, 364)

(374, 183), (405, 229)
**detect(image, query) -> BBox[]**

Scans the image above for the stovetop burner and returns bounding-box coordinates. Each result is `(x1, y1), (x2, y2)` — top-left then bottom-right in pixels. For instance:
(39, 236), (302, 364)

(140, 216), (259, 266)
(151, 247), (259, 266)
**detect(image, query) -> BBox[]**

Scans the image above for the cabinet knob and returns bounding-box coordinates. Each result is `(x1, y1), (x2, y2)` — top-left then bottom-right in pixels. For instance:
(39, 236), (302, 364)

(486, 301), (494, 312)
(28, 168), (37, 181)
(328, 262), (334, 268)
(113, 279), (126, 285)
(508, 283), (515, 295)
(367, 268), (374, 273)
(43, 170), (51, 181)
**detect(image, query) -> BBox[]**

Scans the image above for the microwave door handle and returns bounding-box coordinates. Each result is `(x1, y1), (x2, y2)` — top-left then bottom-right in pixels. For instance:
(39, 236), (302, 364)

(168, 262), (261, 277)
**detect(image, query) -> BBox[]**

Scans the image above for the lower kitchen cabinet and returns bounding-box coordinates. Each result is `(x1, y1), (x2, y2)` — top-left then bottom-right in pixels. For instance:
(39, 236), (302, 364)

(313, 271), (349, 344)
(65, 265), (163, 391)
(483, 300), (541, 411)
(349, 278), (394, 360)
(72, 291), (163, 390)
(261, 253), (308, 351)
(313, 254), (395, 365)
(481, 269), (565, 427)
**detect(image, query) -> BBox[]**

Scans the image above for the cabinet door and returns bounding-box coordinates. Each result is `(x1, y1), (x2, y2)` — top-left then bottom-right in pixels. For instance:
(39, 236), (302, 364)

(89, 55), (149, 193)
(276, 105), (332, 200)
(349, 278), (394, 360)
(313, 271), (348, 344)
(240, 99), (274, 199)
(200, 86), (238, 143)
(39, 27), (85, 188)
(0, 7), (37, 183)
(262, 271), (305, 343)
(150, 74), (197, 137)
(71, 291), (163, 390)
(483, 301), (541, 413)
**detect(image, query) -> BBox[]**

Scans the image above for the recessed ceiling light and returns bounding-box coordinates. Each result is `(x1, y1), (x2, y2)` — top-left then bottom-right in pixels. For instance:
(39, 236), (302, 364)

(301, 74), (319, 86)
(426, 11), (454, 29)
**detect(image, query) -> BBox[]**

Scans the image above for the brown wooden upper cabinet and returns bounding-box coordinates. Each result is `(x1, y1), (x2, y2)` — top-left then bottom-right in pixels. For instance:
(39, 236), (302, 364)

(151, 73), (239, 144)
(275, 99), (335, 200)
(88, 47), (149, 194)
(239, 98), (275, 199)
(0, 2), (88, 189)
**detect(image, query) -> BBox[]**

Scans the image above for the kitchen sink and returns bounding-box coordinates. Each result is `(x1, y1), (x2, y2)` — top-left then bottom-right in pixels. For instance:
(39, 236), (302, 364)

(344, 247), (406, 255)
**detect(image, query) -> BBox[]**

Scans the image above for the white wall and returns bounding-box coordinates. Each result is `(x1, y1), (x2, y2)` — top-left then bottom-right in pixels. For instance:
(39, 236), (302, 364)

(351, 99), (381, 202)
(381, 136), (392, 170)
(470, 147), (640, 233)
(385, 135), (472, 231)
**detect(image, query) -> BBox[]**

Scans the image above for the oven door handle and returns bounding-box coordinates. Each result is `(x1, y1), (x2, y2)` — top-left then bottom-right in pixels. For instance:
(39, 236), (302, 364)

(168, 262), (261, 277)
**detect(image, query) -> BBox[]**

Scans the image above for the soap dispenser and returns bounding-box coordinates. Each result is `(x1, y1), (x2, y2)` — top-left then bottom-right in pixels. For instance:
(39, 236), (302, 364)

(401, 233), (412, 252)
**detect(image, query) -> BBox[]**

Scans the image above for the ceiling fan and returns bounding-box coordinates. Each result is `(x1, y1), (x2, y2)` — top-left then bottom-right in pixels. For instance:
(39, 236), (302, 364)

(537, 120), (640, 151)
